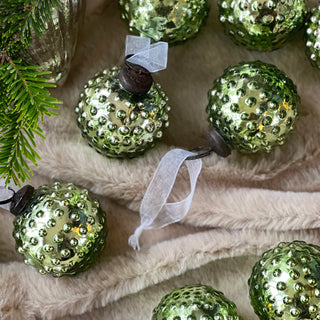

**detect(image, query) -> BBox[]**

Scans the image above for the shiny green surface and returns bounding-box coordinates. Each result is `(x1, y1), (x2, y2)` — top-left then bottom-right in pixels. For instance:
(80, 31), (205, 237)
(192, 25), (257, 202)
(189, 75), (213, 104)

(218, 0), (307, 51)
(152, 284), (242, 320)
(249, 241), (320, 320)
(206, 61), (300, 153)
(119, 0), (209, 44)
(305, 6), (320, 69)
(13, 182), (107, 277)
(75, 66), (170, 158)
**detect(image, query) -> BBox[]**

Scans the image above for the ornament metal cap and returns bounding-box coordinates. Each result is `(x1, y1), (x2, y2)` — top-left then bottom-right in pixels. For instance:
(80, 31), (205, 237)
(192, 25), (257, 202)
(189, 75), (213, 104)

(207, 127), (231, 158)
(118, 35), (168, 95)
(119, 56), (153, 95)
(10, 185), (35, 216)
(186, 128), (231, 160)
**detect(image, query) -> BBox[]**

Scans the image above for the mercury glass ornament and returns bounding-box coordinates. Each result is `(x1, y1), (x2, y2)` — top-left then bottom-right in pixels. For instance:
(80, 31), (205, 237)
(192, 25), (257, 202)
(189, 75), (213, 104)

(305, 6), (320, 69)
(119, 0), (209, 44)
(12, 182), (107, 277)
(206, 61), (300, 154)
(152, 284), (242, 320)
(218, 0), (307, 51)
(248, 241), (320, 320)
(75, 65), (170, 158)
(27, 0), (86, 86)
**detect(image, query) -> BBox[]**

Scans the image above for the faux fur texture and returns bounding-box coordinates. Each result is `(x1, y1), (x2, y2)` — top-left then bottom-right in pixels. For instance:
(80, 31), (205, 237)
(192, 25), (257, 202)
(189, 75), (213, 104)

(1, 0), (320, 319)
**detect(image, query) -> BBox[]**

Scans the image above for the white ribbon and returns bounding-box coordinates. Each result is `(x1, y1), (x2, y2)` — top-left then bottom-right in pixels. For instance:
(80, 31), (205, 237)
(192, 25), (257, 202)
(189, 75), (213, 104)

(128, 149), (202, 250)
(125, 35), (168, 73)
(0, 179), (17, 211)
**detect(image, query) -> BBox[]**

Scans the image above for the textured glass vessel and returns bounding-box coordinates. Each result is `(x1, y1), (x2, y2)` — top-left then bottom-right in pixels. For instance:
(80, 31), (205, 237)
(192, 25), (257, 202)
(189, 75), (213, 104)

(305, 6), (320, 69)
(13, 182), (107, 277)
(249, 241), (320, 320)
(119, 0), (209, 44)
(206, 61), (300, 153)
(218, 0), (307, 51)
(75, 66), (170, 158)
(27, 0), (86, 86)
(152, 284), (242, 320)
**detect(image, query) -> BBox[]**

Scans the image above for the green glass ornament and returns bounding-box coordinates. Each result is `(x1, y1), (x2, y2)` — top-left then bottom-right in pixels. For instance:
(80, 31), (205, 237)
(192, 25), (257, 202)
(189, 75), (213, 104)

(75, 66), (170, 158)
(218, 0), (307, 51)
(12, 182), (107, 277)
(152, 284), (242, 320)
(119, 0), (209, 44)
(248, 241), (320, 320)
(305, 6), (320, 69)
(206, 61), (300, 154)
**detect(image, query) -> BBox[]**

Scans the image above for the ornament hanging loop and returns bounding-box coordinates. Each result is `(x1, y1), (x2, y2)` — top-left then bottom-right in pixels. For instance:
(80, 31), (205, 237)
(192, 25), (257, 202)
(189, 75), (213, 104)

(0, 187), (16, 205)
(186, 146), (214, 161)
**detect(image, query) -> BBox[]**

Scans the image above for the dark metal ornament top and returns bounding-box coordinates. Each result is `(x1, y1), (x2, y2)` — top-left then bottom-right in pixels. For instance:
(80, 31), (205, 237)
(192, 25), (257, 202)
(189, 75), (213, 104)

(119, 57), (153, 95)
(186, 128), (231, 160)
(10, 185), (35, 216)
(207, 127), (231, 158)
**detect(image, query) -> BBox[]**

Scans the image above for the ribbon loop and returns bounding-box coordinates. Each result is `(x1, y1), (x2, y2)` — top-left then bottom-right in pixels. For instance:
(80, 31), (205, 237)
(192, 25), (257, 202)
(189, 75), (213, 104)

(125, 35), (168, 73)
(128, 149), (202, 250)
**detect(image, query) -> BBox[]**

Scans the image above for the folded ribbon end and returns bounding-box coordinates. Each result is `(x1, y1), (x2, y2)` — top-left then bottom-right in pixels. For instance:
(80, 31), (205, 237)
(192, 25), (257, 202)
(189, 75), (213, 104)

(128, 224), (145, 251)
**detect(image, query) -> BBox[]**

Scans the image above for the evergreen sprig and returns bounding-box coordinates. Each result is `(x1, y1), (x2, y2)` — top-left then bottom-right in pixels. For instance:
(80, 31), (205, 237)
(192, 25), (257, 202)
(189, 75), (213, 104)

(0, 0), (62, 186)
(0, 0), (62, 58)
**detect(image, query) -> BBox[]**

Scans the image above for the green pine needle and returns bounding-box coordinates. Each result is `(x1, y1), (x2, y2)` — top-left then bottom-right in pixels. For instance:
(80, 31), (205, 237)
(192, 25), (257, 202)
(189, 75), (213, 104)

(0, 0), (63, 186)
(0, 0), (62, 58)
(0, 58), (61, 186)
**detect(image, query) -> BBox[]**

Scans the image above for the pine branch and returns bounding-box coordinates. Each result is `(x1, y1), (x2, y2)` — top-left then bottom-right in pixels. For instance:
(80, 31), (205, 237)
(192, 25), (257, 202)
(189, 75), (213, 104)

(0, 119), (41, 186)
(0, 0), (62, 58)
(0, 0), (63, 187)
(0, 57), (61, 186)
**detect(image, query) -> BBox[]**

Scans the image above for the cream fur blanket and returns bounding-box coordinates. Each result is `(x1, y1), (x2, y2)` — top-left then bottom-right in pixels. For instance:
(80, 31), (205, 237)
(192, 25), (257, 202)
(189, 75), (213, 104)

(1, 0), (320, 319)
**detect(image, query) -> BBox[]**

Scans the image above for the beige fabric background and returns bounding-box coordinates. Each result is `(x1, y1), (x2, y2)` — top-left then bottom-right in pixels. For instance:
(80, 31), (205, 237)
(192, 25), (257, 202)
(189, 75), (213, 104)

(1, 0), (320, 319)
